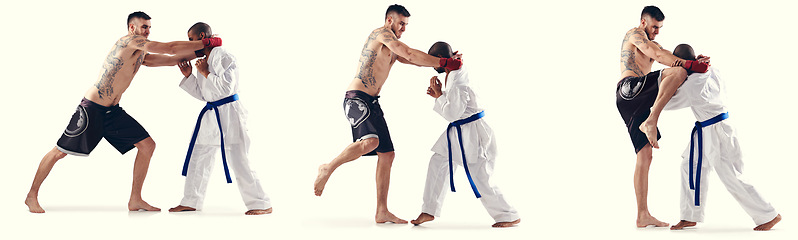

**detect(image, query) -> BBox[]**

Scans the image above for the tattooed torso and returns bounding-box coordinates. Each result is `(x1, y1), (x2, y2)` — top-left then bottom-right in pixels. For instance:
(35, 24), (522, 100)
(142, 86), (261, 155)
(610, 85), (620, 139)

(86, 35), (148, 106)
(620, 27), (656, 79)
(348, 27), (398, 96)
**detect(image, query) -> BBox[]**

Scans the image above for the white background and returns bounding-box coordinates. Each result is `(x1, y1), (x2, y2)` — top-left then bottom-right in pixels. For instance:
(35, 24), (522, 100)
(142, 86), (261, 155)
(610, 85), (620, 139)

(0, 0), (795, 239)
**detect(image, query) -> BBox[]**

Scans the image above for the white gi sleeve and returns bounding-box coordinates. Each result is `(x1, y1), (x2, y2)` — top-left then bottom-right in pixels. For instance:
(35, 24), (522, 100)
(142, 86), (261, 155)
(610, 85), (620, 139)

(202, 51), (237, 98)
(179, 74), (206, 101)
(433, 85), (469, 122)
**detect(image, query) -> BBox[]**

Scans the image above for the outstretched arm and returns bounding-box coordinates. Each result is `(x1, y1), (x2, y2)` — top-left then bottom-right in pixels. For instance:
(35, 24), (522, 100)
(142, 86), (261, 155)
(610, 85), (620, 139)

(143, 51), (198, 67)
(629, 29), (684, 67)
(130, 35), (220, 55)
(377, 28), (440, 67)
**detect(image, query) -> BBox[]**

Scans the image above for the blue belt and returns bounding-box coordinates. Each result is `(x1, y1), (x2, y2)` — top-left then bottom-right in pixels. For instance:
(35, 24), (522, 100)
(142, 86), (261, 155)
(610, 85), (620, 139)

(447, 111), (484, 198)
(182, 94), (239, 183)
(688, 112), (728, 206)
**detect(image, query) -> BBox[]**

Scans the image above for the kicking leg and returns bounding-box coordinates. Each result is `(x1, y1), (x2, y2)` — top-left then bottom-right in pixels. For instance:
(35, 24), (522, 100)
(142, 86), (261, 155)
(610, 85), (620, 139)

(25, 147), (68, 213)
(639, 67), (688, 148)
(374, 151), (407, 224)
(634, 145), (668, 227)
(128, 137), (160, 211)
(314, 138), (378, 196)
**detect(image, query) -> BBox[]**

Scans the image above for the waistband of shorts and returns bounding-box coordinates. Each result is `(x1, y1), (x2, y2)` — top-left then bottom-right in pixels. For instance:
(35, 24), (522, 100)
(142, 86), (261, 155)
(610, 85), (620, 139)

(345, 90), (380, 101)
(80, 98), (120, 110)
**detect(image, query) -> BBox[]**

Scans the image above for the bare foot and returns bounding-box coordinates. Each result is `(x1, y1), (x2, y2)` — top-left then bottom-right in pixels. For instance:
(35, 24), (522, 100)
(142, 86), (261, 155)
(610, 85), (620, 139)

(411, 213), (435, 226)
(128, 199), (161, 212)
(245, 208), (273, 215)
(492, 218), (521, 228)
(754, 214), (781, 231)
(639, 120), (659, 149)
(637, 215), (669, 228)
(376, 210), (408, 224)
(168, 205), (196, 212)
(314, 164), (332, 196)
(25, 196), (45, 213)
(670, 220), (697, 230)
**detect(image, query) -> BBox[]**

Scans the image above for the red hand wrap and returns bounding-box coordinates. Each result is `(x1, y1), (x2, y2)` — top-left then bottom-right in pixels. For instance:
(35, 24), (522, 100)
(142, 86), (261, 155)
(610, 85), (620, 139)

(202, 37), (222, 47)
(684, 60), (708, 73)
(439, 58), (462, 71)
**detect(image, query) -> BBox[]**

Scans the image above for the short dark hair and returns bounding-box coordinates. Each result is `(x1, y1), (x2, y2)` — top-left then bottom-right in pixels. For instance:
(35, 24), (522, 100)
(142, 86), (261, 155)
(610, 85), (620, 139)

(428, 41), (453, 58)
(188, 22), (212, 38)
(673, 44), (696, 61)
(385, 4), (410, 20)
(127, 11), (151, 27)
(641, 6), (664, 21)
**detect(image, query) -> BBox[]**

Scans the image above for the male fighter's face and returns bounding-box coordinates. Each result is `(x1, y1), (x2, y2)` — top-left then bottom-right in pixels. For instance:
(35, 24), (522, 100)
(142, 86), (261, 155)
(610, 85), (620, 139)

(642, 16), (662, 40)
(388, 14), (409, 39)
(129, 18), (151, 38)
(188, 30), (206, 57)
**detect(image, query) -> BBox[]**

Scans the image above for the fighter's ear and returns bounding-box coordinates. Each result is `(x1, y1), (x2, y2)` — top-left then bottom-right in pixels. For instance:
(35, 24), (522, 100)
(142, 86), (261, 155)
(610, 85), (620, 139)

(199, 32), (206, 39)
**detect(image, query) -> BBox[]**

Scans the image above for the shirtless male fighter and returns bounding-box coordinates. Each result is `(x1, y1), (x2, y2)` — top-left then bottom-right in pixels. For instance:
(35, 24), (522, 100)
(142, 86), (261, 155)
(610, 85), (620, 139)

(616, 5), (709, 227)
(25, 11), (222, 213)
(313, 4), (462, 223)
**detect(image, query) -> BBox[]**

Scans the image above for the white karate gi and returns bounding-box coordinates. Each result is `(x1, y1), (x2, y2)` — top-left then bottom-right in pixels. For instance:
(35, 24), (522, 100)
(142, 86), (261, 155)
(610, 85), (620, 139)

(178, 47), (270, 210)
(664, 67), (777, 225)
(421, 66), (520, 223)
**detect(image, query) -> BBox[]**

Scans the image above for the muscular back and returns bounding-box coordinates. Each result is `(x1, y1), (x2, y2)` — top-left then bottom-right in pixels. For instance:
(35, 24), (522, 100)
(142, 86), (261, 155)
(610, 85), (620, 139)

(620, 28), (659, 79)
(347, 27), (399, 96)
(85, 35), (148, 106)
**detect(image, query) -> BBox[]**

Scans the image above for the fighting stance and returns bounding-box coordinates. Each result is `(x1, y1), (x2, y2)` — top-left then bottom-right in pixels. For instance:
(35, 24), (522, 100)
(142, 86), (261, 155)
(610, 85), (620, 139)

(313, 4), (462, 223)
(664, 44), (781, 231)
(25, 12), (222, 213)
(168, 22), (272, 215)
(616, 5), (709, 227)
(410, 42), (520, 228)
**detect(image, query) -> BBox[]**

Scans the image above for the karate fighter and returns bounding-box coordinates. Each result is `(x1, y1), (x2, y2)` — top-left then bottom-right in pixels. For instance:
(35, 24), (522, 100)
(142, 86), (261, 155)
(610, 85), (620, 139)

(168, 22), (271, 215)
(616, 5), (709, 227)
(410, 42), (520, 228)
(25, 11), (222, 213)
(313, 4), (463, 223)
(664, 44), (781, 231)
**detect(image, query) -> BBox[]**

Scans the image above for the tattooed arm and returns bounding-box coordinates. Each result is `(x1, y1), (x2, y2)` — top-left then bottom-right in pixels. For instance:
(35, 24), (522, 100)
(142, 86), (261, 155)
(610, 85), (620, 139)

(378, 28), (440, 67)
(130, 35), (205, 55)
(629, 29), (685, 67)
(142, 51), (198, 67)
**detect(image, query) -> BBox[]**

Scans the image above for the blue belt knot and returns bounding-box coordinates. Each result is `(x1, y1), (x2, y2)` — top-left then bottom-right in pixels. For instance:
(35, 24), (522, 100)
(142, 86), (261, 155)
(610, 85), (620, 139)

(182, 94), (239, 183)
(688, 112), (728, 206)
(447, 111), (485, 198)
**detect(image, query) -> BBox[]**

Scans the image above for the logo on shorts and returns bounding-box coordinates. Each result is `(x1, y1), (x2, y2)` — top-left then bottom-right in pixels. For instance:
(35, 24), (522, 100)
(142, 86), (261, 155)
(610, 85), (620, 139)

(345, 98), (370, 128)
(64, 106), (88, 137)
(619, 76), (647, 100)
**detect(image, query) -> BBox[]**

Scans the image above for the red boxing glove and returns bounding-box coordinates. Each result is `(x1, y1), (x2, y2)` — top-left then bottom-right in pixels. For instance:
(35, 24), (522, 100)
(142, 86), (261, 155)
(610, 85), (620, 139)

(202, 37), (222, 48)
(683, 60), (708, 73)
(439, 58), (462, 71)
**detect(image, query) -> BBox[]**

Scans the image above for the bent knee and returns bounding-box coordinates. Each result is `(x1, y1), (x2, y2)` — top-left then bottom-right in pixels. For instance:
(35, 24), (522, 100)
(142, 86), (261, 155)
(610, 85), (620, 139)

(378, 151), (395, 160)
(665, 67), (688, 79)
(135, 137), (156, 152)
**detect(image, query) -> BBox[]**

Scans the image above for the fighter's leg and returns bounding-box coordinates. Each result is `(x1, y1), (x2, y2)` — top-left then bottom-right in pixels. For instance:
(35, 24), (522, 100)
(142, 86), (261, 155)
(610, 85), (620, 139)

(672, 151), (706, 230)
(639, 67), (688, 148)
(634, 145), (668, 227)
(314, 137), (379, 196)
(25, 147), (68, 213)
(128, 137), (160, 211)
(226, 143), (272, 215)
(412, 152), (450, 226)
(374, 151), (407, 224)
(468, 155), (520, 227)
(713, 133), (779, 230)
(171, 144), (217, 212)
